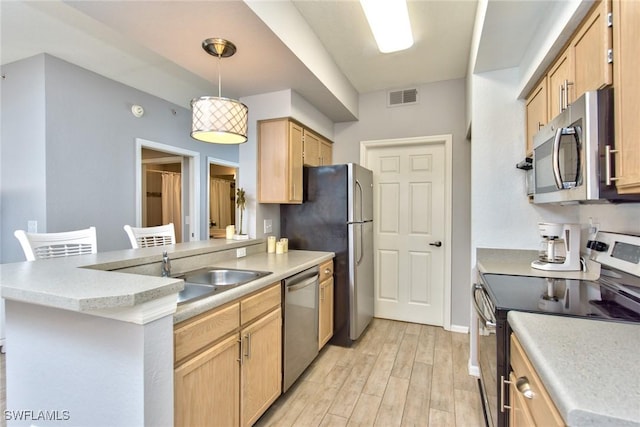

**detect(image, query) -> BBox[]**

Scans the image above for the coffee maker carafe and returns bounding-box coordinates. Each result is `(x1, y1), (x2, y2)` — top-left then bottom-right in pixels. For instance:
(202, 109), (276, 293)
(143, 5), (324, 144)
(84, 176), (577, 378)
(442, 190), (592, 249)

(531, 223), (581, 271)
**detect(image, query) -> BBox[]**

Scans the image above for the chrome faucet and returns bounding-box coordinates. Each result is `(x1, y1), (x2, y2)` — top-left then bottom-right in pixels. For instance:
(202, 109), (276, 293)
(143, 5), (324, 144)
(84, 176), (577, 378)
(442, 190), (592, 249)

(161, 250), (171, 277)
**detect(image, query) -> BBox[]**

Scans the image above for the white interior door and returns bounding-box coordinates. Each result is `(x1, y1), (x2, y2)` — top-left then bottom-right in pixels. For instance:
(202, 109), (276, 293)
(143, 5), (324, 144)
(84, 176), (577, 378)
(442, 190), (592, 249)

(365, 140), (447, 326)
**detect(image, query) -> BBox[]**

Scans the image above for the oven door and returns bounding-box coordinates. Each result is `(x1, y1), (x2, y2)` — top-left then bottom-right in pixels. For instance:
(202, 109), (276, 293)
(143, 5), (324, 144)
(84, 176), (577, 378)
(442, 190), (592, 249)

(473, 283), (498, 427)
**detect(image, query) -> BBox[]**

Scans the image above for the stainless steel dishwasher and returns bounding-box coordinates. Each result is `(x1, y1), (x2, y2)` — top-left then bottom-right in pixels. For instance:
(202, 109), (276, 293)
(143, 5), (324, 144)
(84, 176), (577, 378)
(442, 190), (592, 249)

(283, 266), (319, 392)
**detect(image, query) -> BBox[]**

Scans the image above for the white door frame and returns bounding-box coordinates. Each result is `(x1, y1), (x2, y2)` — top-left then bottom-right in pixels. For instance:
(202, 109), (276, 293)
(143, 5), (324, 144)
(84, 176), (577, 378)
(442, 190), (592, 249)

(135, 138), (201, 242)
(360, 134), (453, 331)
(207, 156), (240, 229)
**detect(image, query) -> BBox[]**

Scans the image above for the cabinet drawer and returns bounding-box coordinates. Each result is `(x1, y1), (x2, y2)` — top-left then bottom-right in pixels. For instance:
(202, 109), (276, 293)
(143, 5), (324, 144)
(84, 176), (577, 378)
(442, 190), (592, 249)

(510, 334), (564, 427)
(174, 302), (240, 364)
(241, 283), (281, 325)
(319, 259), (334, 283)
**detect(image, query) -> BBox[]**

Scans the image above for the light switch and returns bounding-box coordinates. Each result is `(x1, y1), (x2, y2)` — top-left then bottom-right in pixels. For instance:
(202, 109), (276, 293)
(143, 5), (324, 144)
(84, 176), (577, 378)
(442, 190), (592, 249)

(264, 219), (273, 233)
(28, 220), (38, 233)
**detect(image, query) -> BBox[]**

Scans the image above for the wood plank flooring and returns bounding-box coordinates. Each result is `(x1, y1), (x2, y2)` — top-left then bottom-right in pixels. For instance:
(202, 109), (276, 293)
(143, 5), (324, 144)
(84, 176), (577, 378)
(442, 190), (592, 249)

(257, 318), (483, 427)
(0, 319), (482, 427)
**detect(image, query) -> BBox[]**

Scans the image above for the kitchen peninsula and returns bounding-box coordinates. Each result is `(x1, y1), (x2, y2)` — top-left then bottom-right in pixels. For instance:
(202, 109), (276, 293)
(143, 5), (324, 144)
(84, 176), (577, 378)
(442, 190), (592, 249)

(0, 238), (333, 426)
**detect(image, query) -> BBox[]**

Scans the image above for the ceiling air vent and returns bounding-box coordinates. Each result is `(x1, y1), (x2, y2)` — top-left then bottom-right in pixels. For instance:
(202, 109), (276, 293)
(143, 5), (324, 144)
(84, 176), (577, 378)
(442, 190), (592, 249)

(388, 88), (419, 107)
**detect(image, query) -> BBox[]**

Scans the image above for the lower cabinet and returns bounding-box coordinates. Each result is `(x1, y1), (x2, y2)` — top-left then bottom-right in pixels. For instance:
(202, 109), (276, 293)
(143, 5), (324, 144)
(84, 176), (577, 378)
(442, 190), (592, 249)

(509, 334), (564, 427)
(174, 283), (282, 427)
(240, 308), (282, 426)
(318, 259), (334, 350)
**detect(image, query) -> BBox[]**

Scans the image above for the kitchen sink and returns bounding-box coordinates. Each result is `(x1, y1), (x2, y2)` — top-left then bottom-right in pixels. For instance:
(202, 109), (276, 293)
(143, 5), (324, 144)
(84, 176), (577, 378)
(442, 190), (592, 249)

(175, 267), (272, 305)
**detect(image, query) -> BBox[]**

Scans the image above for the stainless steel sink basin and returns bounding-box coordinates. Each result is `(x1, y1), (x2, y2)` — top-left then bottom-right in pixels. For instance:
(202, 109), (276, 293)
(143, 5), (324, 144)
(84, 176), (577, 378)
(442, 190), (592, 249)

(175, 268), (272, 305)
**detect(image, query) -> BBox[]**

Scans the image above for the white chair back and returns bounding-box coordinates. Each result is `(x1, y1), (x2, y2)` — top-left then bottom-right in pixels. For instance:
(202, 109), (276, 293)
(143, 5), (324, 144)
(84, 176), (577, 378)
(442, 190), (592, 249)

(14, 227), (98, 261)
(124, 223), (176, 249)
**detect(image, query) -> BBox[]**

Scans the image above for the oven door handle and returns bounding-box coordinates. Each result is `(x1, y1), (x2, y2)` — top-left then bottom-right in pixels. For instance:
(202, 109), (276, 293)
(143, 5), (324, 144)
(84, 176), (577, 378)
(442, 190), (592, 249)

(472, 283), (496, 329)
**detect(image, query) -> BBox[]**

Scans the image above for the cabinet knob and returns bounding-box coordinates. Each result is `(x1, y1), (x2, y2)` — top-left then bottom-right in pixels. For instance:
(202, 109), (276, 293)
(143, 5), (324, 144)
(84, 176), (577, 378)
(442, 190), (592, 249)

(516, 376), (535, 399)
(324, 268), (332, 275)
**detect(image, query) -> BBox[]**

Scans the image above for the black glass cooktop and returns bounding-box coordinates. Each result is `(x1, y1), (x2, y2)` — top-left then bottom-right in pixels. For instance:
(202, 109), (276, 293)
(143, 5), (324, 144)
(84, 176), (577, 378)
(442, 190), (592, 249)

(481, 273), (640, 323)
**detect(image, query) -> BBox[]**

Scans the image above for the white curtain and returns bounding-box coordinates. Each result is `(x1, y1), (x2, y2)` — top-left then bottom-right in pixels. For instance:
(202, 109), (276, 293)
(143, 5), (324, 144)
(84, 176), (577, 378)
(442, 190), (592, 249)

(210, 178), (232, 228)
(162, 172), (182, 243)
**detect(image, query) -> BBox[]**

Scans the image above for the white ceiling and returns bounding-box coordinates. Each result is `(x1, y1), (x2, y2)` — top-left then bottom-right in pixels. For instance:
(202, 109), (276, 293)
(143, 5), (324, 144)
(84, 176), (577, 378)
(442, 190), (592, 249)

(0, 0), (552, 123)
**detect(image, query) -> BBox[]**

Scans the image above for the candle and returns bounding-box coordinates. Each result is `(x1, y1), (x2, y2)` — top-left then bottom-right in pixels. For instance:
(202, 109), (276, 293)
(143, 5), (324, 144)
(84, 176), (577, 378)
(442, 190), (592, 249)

(267, 236), (276, 253)
(226, 225), (235, 240)
(280, 237), (288, 253)
(275, 241), (284, 254)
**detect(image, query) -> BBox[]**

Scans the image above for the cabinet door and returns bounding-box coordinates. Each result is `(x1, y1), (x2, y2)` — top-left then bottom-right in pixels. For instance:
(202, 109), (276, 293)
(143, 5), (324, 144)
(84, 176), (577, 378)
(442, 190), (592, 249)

(303, 129), (320, 167)
(175, 334), (240, 427)
(548, 48), (574, 119)
(320, 139), (333, 166)
(289, 122), (304, 203)
(508, 372), (536, 427)
(240, 308), (282, 427)
(612, 0), (640, 193)
(525, 77), (547, 155)
(318, 277), (334, 350)
(571, 0), (612, 98)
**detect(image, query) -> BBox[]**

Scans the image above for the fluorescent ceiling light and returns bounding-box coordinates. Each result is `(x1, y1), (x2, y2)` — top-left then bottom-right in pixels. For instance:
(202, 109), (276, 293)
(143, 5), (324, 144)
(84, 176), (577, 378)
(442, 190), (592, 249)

(360, 0), (414, 53)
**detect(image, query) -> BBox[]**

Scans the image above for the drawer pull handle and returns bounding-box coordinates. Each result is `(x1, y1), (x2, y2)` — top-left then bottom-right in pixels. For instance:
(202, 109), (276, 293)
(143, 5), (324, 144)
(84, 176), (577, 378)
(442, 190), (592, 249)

(516, 376), (535, 399)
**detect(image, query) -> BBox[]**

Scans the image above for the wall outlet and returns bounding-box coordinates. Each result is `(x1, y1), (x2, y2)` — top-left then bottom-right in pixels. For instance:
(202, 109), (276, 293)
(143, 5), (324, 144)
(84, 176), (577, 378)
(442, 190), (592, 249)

(28, 220), (38, 233)
(264, 219), (273, 234)
(236, 247), (246, 258)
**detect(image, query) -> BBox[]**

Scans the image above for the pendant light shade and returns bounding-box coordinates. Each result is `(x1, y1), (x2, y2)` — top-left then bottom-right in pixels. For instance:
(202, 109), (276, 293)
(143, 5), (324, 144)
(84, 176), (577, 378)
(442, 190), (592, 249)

(191, 38), (248, 144)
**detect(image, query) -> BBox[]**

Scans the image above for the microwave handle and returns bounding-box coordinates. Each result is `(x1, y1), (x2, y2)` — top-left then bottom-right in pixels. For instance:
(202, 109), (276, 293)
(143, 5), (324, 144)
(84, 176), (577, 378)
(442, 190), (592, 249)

(552, 127), (564, 189)
(552, 126), (578, 189)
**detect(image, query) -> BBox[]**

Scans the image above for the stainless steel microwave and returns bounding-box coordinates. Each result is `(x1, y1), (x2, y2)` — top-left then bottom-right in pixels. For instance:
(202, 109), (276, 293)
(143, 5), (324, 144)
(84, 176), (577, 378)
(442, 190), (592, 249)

(532, 87), (638, 204)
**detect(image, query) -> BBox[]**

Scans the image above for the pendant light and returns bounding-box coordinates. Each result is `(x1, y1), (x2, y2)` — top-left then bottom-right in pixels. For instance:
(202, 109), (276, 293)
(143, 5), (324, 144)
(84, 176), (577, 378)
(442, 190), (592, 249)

(191, 38), (248, 144)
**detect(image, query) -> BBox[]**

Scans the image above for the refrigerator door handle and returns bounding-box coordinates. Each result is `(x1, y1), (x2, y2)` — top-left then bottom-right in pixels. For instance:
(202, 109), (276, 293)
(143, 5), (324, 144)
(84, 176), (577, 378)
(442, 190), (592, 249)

(355, 179), (363, 222)
(357, 223), (364, 266)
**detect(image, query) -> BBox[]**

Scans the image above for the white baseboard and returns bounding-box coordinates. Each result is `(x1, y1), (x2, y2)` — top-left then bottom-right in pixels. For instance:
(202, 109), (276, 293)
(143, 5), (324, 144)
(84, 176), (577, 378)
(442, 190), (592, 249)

(449, 324), (469, 334)
(468, 359), (480, 377)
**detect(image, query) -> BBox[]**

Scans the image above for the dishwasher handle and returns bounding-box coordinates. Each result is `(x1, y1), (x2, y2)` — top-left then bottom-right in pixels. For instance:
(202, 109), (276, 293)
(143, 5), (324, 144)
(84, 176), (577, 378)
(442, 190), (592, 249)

(287, 275), (319, 292)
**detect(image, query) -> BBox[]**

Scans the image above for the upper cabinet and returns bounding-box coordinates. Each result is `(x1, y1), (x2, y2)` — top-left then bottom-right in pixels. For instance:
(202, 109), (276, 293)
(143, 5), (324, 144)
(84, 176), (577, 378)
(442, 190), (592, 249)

(611, 0), (640, 193)
(258, 118), (303, 204)
(525, 0), (612, 154)
(525, 77), (548, 155)
(258, 117), (333, 203)
(303, 128), (333, 167)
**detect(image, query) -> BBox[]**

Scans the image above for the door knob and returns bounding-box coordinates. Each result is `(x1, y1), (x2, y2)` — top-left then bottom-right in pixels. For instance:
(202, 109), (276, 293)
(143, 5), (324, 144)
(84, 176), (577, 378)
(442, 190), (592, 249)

(429, 241), (442, 247)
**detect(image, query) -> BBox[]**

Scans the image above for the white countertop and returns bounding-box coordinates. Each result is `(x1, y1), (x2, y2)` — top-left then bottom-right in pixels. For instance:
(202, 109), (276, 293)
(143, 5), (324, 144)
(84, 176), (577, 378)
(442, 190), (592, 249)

(477, 248), (600, 280)
(508, 311), (640, 427)
(0, 238), (333, 324)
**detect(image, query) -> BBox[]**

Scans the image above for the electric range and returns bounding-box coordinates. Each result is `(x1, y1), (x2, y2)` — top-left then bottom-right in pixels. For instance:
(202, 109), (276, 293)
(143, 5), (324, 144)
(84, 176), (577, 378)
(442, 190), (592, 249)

(473, 231), (640, 427)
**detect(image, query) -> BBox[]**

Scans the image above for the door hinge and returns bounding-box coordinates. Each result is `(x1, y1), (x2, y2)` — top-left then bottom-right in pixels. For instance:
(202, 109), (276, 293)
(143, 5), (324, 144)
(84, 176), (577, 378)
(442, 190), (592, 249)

(607, 12), (613, 27)
(607, 48), (613, 64)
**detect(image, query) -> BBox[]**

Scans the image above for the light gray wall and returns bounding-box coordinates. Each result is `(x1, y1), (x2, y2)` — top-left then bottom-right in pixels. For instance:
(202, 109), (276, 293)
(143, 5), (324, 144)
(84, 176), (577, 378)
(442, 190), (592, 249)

(1, 54), (239, 263)
(333, 78), (472, 329)
(1, 55), (48, 263)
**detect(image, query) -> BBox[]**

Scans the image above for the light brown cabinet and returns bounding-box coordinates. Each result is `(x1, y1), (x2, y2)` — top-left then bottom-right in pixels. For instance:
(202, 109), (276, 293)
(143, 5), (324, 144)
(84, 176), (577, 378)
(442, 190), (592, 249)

(547, 48), (573, 119)
(320, 138), (333, 166)
(524, 0), (612, 154)
(303, 128), (321, 167)
(303, 129), (333, 167)
(258, 118), (303, 204)
(509, 334), (564, 427)
(525, 77), (548, 155)
(174, 283), (282, 427)
(318, 259), (334, 350)
(611, 0), (640, 193)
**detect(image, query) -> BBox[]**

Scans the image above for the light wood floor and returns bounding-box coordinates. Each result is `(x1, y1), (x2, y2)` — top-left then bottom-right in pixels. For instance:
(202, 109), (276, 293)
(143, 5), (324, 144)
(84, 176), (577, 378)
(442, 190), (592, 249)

(0, 319), (482, 427)
(257, 317), (483, 427)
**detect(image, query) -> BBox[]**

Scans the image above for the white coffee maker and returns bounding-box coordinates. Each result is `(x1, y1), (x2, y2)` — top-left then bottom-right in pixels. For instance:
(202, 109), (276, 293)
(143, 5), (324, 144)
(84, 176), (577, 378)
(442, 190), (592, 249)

(531, 223), (582, 271)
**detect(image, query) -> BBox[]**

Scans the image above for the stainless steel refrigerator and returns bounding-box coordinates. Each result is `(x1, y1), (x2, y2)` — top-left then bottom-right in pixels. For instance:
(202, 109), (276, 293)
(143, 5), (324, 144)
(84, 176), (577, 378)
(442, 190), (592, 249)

(280, 163), (374, 347)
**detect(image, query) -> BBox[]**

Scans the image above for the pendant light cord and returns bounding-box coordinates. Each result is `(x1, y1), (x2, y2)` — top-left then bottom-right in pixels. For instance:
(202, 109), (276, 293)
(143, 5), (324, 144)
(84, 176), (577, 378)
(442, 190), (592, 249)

(217, 53), (222, 98)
